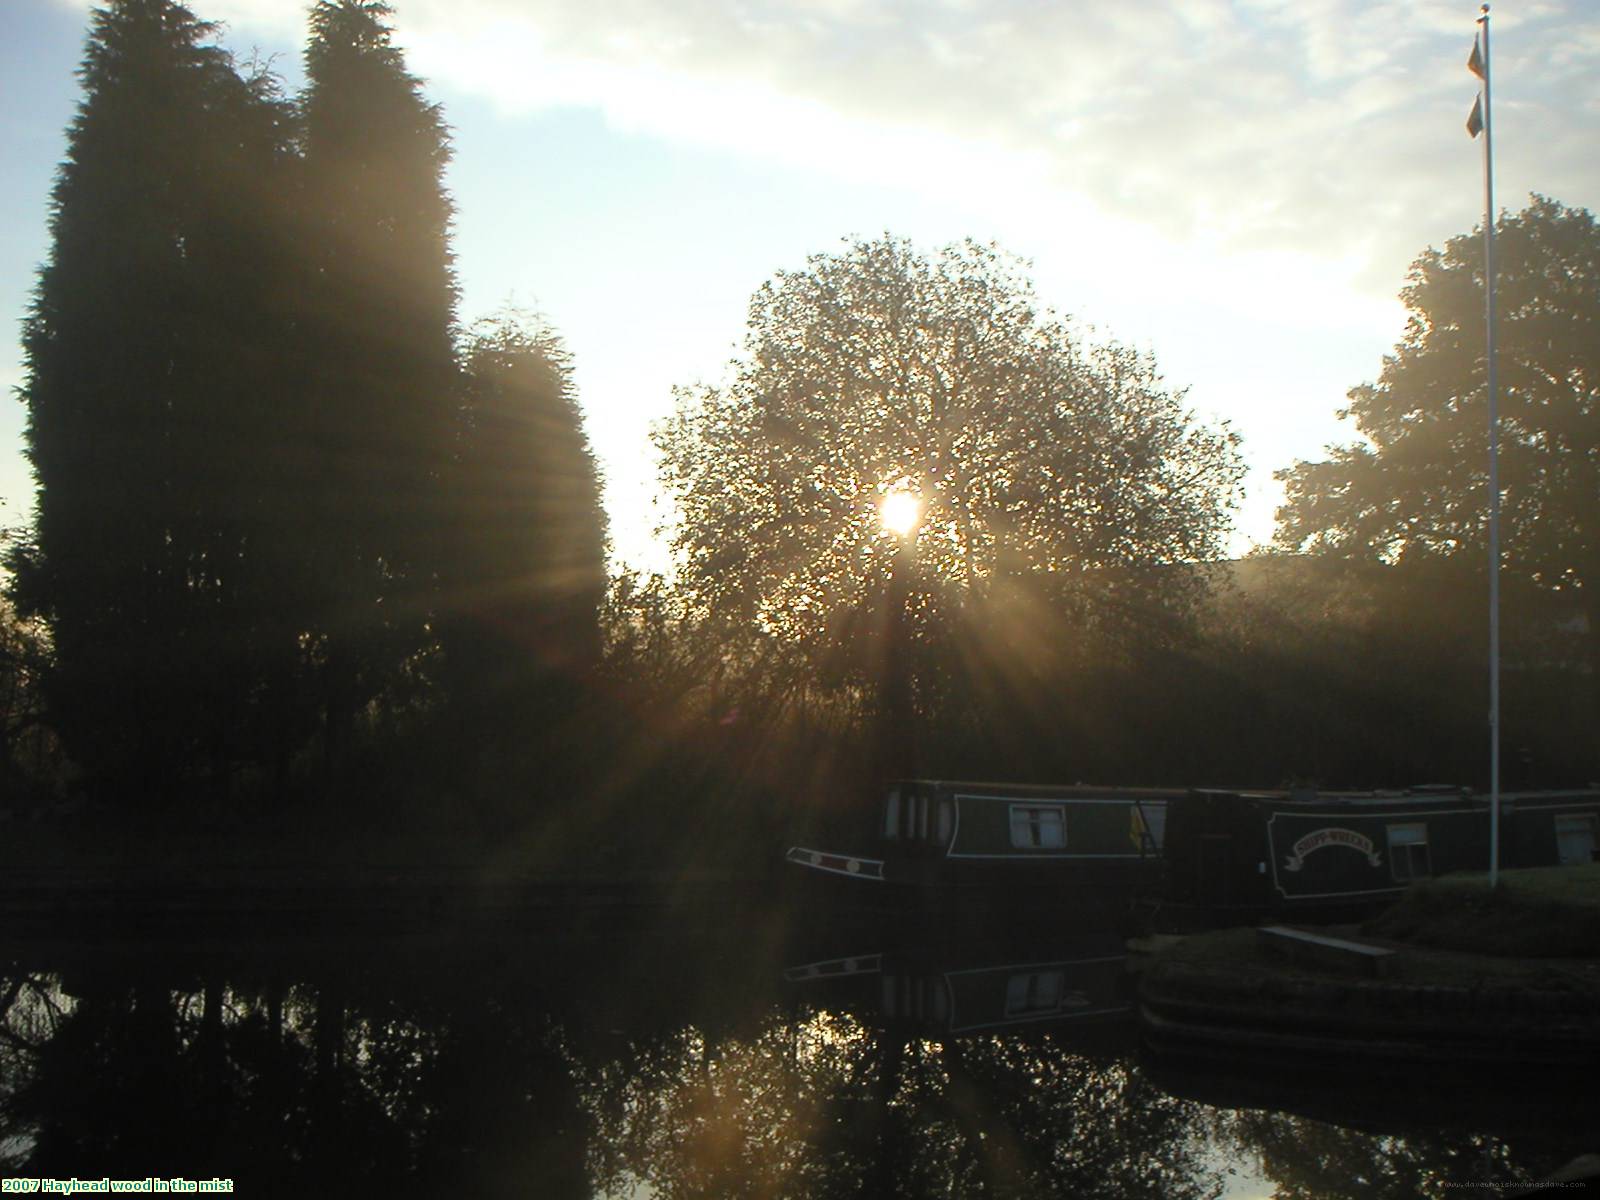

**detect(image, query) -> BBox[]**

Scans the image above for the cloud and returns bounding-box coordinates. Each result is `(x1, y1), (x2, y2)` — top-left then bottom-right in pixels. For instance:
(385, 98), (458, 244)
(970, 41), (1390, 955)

(56, 0), (1599, 295)
(345, 0), (1598, 292)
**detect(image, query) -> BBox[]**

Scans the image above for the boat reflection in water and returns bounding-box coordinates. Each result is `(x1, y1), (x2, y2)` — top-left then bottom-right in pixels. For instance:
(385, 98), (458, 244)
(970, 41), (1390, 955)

(0, 912), (1587, 1197)
(783, 937), (1132, 1038)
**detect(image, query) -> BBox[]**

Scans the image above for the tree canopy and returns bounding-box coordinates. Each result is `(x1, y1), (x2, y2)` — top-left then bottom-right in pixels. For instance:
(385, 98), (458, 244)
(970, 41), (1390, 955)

(655, 236), (1245, 678)
(1275, 196), (1600, 695)
(1276, 197), (1599, 588)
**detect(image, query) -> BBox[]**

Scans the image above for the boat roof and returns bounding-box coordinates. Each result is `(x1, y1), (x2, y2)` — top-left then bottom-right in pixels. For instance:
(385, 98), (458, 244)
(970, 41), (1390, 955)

(896, 779), (1188, 800)
(1192, 786), (1600, 809)
(895, 781), (1600, 807)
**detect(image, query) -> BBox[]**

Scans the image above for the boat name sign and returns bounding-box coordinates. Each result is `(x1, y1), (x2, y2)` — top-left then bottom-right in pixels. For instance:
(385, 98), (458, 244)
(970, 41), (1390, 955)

(1281, 827), (1382, 872)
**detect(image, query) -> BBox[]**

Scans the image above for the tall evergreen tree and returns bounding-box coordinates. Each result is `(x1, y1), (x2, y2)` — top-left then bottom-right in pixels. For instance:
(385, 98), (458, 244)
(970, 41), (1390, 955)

(438, 314), (608, 727)
(8, 0), (297, 799)
(296, 0), (459, 771)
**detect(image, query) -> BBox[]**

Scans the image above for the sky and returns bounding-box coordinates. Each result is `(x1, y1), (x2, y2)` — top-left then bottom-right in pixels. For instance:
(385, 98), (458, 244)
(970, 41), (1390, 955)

(2, 0), (1597, 573)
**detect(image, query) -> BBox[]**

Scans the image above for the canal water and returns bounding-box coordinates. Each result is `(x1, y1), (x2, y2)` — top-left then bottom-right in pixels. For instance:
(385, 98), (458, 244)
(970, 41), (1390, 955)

(0, 903), (1588, 1197)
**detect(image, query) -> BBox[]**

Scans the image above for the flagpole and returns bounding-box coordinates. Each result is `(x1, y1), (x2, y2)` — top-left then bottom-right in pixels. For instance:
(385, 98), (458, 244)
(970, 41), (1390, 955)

(1477, 3), (1502, 888)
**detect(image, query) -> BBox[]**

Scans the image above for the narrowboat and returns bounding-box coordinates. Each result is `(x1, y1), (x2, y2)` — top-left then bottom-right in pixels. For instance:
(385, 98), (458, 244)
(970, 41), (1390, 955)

(786, 779), (1179, 896)
(1162, 785), (1600, 913)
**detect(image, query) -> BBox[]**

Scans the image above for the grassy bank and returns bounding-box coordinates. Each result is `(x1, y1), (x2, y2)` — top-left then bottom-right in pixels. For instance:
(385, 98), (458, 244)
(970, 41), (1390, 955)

(1365, 864), (1600, 958)
(1137, 865), (1600, 1000)
(1145, 923), (1600, 995)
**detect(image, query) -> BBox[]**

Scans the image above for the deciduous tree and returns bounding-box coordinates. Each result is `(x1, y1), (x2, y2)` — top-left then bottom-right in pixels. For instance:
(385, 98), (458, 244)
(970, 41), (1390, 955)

(654, 236), (1246, 738)
(1275, 197), (1600, 698)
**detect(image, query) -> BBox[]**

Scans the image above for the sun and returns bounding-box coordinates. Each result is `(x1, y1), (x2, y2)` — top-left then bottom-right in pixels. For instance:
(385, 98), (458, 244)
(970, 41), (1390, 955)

(879, 485), (922, 538)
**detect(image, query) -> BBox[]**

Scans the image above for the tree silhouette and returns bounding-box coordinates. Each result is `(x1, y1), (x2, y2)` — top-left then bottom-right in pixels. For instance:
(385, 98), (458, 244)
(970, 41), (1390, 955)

(1275, 197), (1600, 702)
(297, 0), (459, 775)
(8, 0), (297, 800)
(0, 595), (52, 800)
(434, 313), (608, 813)
(440, 315), (606, 703)
(654, 236), (1245, 761)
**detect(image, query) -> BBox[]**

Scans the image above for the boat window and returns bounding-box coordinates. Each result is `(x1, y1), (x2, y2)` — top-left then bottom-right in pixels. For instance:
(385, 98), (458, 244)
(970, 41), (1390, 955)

(1005, 970), (1065, 1015)
(1009, 806), (1065, 850)
(1555, 814), (1596, 866)
(884, 790), (901, 840)
(1003, 970), (1089, 1017)
(1387, 822), (1431, 882)
(937, 799), (953, 845)
(1135, 803), (1167, 852)
(899, 794), (918, 840)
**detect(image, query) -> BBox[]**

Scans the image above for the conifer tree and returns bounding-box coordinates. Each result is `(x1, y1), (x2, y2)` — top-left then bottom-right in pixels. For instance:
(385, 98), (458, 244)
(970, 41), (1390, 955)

(297, 0), (459, 770)
(438, 315), (608, 721)
(430, 314), (606, 820)
(9, 0), (297, 799)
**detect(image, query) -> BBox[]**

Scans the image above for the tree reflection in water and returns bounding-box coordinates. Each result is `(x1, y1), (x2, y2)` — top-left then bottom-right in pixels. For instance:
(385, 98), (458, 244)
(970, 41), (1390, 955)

(1217, 1109), (1580, 1200)
(0, 935), (1585, 1198)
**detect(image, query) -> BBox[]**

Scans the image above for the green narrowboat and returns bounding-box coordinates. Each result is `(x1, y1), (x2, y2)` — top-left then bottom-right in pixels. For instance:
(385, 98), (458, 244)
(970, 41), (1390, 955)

(1163, 785), (1600, 912)
(786, 779), (1180, 894)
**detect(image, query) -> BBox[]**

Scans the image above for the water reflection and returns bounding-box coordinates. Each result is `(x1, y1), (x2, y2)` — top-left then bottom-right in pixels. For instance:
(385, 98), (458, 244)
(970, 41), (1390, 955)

(0, 915), (1586, 1197)
(1218, 1112), (1549, 1200)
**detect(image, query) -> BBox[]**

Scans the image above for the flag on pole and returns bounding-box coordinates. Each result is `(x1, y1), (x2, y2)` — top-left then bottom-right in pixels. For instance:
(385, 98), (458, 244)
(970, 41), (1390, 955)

(1468, 4), (1503, 887)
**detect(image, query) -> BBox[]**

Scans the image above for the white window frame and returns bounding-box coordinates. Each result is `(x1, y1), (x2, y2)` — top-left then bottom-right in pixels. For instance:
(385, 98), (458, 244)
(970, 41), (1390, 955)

(1009, 805), (1066, 850)
(1387, 822), (1431, 882)
(1005, 970), (1066, 1016)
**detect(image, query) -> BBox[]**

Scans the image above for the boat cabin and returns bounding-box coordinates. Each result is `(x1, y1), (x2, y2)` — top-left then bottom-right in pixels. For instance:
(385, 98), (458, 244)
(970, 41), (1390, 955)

(1163, 785), (1600, 911)
(876, 779), (1180, 888)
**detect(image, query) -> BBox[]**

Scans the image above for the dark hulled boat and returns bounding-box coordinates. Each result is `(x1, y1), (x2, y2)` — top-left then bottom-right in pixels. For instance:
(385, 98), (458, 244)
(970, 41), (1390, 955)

(1161, 784), (1600, 913)
(787, 778), (1600, 914)
(786, 779), (1178, 898)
